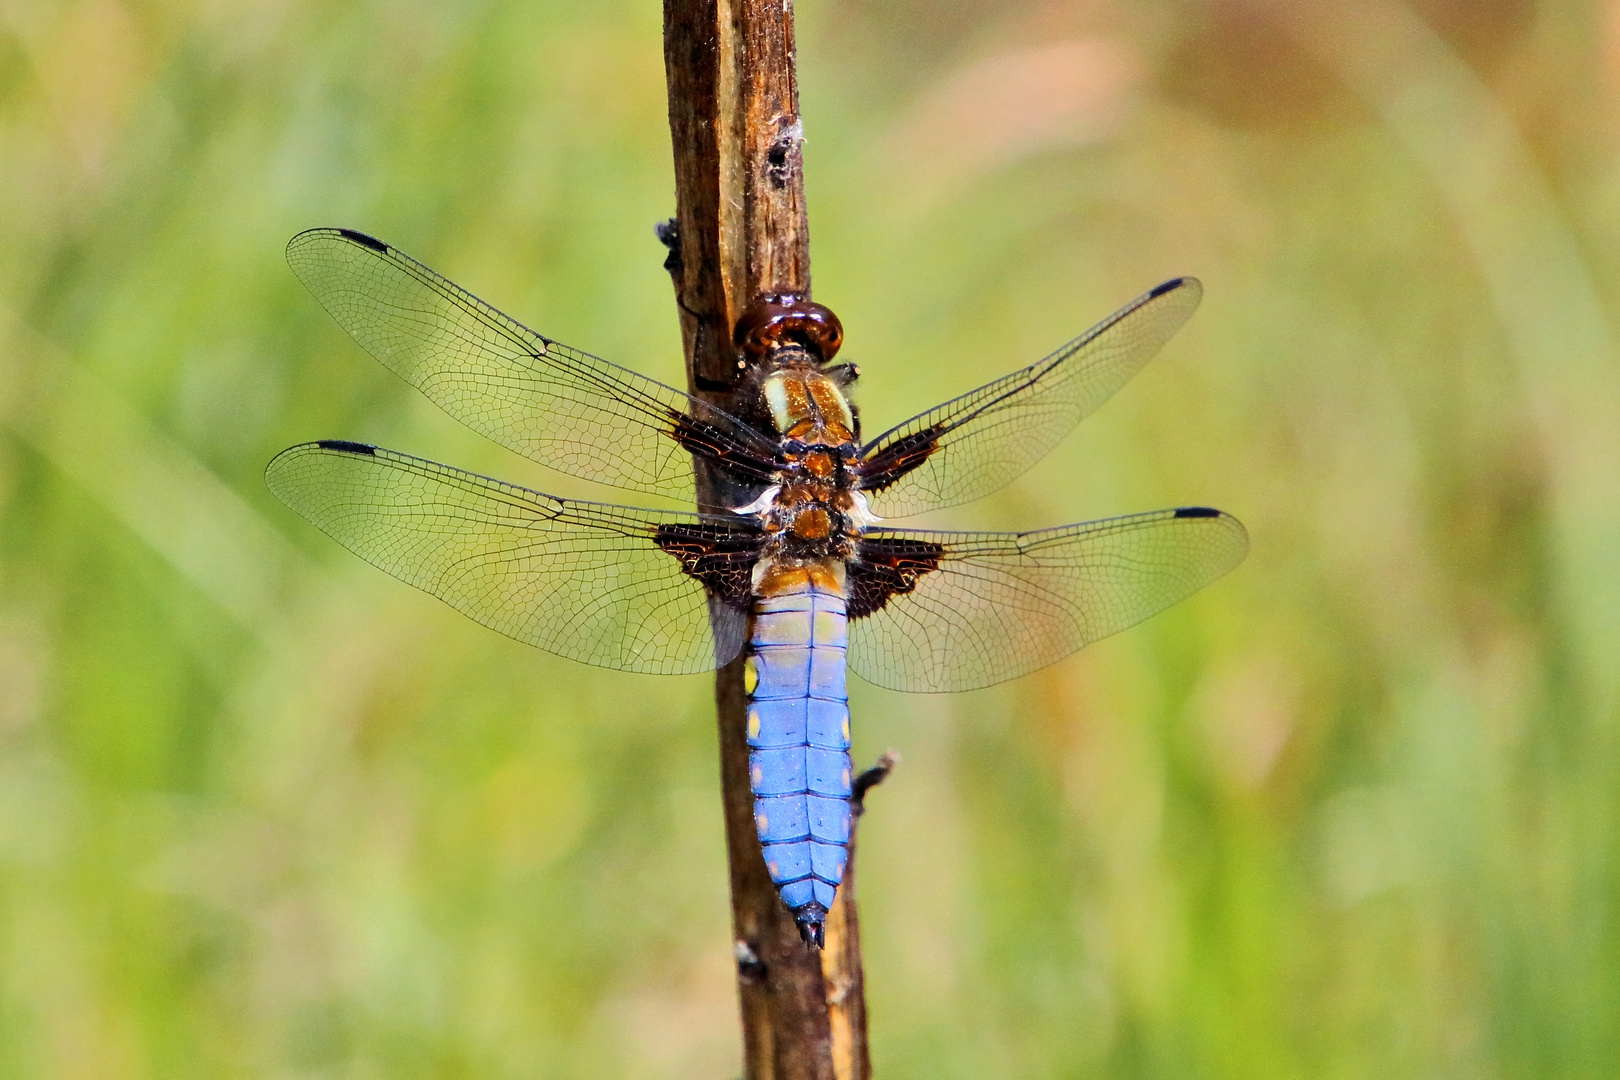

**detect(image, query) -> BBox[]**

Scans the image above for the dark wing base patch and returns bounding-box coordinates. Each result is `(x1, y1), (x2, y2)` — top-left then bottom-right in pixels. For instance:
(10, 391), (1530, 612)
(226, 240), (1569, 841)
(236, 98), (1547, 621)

(655, 522), (763, 610)
(856, 424), (944, 495)
(668, 411), (780, 486)
(848, 536), (945, 618)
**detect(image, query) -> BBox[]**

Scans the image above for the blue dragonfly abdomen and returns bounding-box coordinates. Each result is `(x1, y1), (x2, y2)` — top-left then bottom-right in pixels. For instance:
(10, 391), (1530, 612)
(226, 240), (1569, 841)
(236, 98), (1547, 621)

(746, 560), (852, 946)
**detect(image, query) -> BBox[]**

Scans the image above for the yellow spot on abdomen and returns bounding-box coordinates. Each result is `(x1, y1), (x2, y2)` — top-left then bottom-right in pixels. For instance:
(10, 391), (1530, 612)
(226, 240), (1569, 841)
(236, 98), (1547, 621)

(756, 813), (769, 831)
(744, 658), (759, 695)
(748, 707), (761, 739)
(841, 716), (850, 741)
(752, 765), (763, 785)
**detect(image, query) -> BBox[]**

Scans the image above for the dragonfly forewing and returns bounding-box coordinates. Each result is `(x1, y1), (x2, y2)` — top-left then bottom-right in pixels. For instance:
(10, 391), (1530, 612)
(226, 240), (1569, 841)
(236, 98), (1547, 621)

(859, 277), (1203, 517)
(286, 228), (779, 503)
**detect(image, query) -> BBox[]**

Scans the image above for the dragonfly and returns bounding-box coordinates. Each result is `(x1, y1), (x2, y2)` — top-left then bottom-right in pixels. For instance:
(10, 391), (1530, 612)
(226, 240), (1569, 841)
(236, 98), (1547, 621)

(266, 227), (1248, 947)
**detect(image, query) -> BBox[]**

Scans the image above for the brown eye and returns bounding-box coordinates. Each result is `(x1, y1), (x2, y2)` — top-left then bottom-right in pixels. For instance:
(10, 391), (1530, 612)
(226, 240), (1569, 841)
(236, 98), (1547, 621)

(734, 295), (844, 361)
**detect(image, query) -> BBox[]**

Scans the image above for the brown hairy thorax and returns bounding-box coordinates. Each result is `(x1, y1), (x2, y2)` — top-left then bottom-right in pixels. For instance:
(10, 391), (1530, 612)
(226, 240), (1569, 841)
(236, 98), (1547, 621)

(730, 295), (867, 566)
(660, 292), (948, 621)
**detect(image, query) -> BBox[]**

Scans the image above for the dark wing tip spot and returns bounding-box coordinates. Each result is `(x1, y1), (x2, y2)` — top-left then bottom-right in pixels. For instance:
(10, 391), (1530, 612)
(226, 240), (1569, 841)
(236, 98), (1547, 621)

(1149, 277), (1187, 298)
(1174, 505), (1221, 518)
(337, 228), (389, 253)
(316, 439), (377, 455)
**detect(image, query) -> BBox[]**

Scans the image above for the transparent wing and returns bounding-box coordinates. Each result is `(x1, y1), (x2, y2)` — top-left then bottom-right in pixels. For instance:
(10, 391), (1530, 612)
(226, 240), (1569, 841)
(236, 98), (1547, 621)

(286, 228), (778, 501)
(265, 441), (752, 674)
(859, 278), (1203, 517)
(847, 506), (1247, 692)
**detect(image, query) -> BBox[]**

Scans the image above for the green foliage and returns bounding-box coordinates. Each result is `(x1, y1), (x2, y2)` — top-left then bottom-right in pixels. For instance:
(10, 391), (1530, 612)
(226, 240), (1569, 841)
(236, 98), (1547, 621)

(3, 1), (1619, 1076)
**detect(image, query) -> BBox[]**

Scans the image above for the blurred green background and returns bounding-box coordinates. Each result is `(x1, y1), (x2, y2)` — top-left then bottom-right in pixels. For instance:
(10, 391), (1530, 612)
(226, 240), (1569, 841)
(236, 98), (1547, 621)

(4, 0), (1620, 1076)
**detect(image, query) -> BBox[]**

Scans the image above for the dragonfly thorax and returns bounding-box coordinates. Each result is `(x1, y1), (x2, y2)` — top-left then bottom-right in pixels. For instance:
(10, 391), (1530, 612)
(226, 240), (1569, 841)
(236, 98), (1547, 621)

(730, 359), (871, 558)
(762, 368), (856, 445)
(739, 478), (871, 562)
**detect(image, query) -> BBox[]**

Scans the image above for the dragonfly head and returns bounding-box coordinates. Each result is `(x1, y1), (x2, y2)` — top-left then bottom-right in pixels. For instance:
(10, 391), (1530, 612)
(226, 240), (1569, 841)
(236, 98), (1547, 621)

(735, 293), (843, 363)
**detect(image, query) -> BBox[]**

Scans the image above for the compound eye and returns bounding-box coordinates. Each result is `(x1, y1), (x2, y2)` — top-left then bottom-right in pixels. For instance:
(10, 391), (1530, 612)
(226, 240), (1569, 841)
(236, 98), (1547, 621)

(734, 295), (845, 360)
(806, 310), (843, 360)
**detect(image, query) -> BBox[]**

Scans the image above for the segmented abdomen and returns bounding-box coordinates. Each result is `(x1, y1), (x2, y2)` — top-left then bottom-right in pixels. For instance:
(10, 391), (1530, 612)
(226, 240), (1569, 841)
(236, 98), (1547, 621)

(747, 561), (852, 943)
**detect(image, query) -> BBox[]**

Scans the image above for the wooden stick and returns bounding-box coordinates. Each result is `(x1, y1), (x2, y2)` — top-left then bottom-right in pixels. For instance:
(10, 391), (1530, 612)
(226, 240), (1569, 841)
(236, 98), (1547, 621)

(661, 2), (876, 1076)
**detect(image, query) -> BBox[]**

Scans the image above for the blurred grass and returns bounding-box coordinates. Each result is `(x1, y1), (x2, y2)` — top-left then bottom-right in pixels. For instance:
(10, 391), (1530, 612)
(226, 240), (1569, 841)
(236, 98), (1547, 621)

(4, 0), (1620, 1076)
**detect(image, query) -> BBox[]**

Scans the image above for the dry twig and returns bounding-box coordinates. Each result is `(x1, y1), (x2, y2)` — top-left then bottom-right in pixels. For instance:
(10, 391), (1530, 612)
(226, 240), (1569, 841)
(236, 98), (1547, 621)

(661, 2), (879, 1076)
